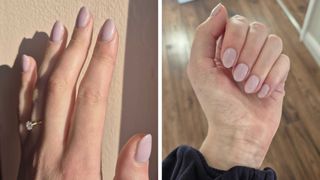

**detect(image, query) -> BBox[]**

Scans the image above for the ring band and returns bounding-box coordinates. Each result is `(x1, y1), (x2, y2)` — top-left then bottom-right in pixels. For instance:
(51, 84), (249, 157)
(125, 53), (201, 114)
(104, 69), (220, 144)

(26, 120), (42, 131)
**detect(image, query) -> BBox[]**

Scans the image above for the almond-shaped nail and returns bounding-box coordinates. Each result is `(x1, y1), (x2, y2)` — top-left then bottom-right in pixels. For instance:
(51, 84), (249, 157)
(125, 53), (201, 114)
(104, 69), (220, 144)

(244, 75), (260, 93)
(76, 6), (90, 28)
(210, 3), (222, 16)
(258, 84), (270, 98)
(22, 55), (30, 72)
(100, 19), (115, 42)
(50, 21), (64, 42)
(135, 134), (152, 163)
(233, 63), (249, 82)
(222, 48), (237, 68)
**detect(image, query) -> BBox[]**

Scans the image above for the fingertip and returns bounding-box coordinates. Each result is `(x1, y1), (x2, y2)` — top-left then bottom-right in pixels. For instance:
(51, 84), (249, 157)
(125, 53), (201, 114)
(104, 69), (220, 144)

(115, 133), (150, 179)
(21, 55), (36, 73)
(99, 18), (116, 42)
(135, 134), (152, 163)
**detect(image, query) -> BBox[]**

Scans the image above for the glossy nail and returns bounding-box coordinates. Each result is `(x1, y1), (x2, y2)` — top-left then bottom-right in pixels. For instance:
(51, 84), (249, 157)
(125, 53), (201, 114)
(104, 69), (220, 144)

(258, 84), (270, 98)
(135, 134), (152, 163)
(76, 7), (90, 28)
(222, 48), (237, 68)
(244, 75), (260, 93)
(100, 19), (115, 42)
(51, 21), (64, 42)
(210, 3), (222, 16)
(22, 55), (30, 72)
(233, 63), (249, 82)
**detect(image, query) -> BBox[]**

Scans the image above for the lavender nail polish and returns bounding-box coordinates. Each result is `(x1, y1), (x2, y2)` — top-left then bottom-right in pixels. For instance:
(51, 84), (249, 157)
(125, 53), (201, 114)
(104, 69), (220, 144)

(222, 48), (237, 68)
(258, 84), (270, 98)
(100, 19), (115, 42)
(50, 21), (64, 42)
(76, 6), (90, 28)
(210, 3), (222, 16)
(22, 55), (30, 72)
(233, 63), (249, 82)
(135, 134), (152, 163)
(244, 75), (260, 93)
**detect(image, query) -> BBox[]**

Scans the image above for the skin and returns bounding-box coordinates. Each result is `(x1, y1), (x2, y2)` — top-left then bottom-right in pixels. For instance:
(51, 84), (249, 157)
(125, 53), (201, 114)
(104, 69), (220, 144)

(18, 8), (149, 180)
(187, 4), (290, 170)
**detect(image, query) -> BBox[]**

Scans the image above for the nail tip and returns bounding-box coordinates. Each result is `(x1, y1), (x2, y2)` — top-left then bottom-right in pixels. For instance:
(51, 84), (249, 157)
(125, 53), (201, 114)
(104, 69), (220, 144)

(76, 6), (90, 28)
(135, 134), (152, 163)
(210, 3), (222, 16)
(100, 19), (116, 41)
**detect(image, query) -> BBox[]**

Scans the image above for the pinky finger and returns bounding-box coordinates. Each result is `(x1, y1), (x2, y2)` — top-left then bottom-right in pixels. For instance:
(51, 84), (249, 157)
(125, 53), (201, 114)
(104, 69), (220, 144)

(19, 55), (37, 142)
(257, 54), (290, 99)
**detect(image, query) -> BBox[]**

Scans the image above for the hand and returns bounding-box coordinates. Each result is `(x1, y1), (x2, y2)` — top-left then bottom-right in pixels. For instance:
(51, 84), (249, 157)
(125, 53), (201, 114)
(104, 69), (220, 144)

(18, 7), (151, 180)
(187, 4), (290, 170)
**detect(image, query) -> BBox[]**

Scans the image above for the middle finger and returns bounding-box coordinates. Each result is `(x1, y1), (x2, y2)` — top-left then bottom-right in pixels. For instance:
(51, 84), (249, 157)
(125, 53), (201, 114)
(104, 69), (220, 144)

(42, 7), (93, 154)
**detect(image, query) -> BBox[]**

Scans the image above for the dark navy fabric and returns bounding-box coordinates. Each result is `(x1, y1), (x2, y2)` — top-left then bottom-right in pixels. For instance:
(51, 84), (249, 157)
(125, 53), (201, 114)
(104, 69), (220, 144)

(163, 146), (277, 180)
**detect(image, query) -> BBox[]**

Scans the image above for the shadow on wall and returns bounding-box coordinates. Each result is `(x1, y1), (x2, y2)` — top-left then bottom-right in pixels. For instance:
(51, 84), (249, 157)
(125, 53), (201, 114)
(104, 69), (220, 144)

(0, 32), (48, 179)
(120, 0), (158, 179)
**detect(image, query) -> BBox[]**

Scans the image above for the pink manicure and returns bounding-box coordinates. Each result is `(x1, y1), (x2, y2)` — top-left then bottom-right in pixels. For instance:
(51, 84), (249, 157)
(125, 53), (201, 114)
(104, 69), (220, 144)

(76, 7), (90, 28)
(233, 63), (249, 82)
(210, 3), (222, 16)
(100, 19), (115, 42)
(22, 55), (30, 72)
(244, 75), (260, 93)
(222, 48), (236, 68)
(51, 21), (64, 42)
(258, 84), (270, 98)
(135, 134), (152, 163)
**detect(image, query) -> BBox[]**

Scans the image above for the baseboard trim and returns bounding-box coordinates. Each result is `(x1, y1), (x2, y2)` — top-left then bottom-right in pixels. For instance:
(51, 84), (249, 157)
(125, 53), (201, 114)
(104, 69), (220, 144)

(303, 33), (320, 66)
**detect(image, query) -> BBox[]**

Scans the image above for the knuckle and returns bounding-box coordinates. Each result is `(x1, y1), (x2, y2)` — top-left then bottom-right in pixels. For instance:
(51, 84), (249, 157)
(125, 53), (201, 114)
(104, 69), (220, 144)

(250, 21), (268, 31)
(232, 15), (248, 23)
(92, 54), (116, 67)
(48, 76), (69, 95)
(280, 54), (291, 68)
(268, 34), (283, 47)
(77, 86), (107, 105)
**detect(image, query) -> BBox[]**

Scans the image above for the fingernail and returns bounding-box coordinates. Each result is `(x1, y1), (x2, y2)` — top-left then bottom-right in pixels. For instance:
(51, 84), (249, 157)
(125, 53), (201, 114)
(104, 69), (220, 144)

(76, 6), (90, 28)
(210, 3), (222, 16)
(50, 21), (64, 42)
(135, 134), (152, 163)
(100, 19), (115, 42)
(233, 63), (249, 82)
(22, 55), (30, 72)
(244, 75), (260, 93)
(258, 84), (270, 98)
(222, 48), (237, 68)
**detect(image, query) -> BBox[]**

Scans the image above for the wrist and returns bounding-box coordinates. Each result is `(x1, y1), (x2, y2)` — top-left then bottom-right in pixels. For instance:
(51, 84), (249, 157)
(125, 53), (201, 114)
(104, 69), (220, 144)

(200, 126), (268, 170)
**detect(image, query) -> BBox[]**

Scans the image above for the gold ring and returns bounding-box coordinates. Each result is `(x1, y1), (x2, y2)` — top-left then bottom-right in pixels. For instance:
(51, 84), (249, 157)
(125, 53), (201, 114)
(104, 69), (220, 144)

(26, 120), (42, 131)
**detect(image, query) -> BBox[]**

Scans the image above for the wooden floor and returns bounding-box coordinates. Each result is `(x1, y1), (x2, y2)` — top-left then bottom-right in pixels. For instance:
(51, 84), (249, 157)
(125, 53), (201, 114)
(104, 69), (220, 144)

(162, 0), (320, 179)
(282, 0), (308, 26)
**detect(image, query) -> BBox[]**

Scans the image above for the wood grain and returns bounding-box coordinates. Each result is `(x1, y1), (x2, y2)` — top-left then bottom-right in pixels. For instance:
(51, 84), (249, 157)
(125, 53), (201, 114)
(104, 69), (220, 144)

(162, 0), (320, 179)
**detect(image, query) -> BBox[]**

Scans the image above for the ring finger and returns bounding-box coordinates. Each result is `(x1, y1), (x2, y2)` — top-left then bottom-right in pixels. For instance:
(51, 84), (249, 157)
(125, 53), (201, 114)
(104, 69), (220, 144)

(244, 34), (283, 94)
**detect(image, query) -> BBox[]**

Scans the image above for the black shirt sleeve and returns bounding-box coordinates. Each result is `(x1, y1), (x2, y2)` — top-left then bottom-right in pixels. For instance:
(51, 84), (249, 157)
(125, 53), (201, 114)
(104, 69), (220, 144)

(162, 145), (277, 180)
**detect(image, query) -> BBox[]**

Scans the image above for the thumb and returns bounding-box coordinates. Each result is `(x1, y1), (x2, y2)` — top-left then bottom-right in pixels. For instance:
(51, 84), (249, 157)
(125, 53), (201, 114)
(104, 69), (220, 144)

(191, 3), (228, 62)
(114, 134), (152, 180)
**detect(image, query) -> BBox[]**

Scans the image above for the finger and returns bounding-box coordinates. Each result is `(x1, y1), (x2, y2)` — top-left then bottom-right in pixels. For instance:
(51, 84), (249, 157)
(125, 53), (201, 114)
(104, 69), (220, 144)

(114, 134), (152, 180)
(232, 22), (268, 82)
(257, 54), (290, 99)
(66, 19), (118, 162)
(43, 7), (93, 150)
(221, 15), (249, 68)
(19, 55), (37, 142)
(190, 3), (228, 64)
(29, 21), (67, 134)
(244, 34), (283, 94)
